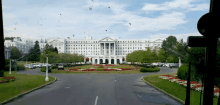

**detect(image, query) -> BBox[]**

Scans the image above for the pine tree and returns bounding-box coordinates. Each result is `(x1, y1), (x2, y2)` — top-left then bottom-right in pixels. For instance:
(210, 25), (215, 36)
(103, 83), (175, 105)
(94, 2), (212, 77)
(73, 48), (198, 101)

(54, 47), (58, 54)
(33, 40), (41, 61)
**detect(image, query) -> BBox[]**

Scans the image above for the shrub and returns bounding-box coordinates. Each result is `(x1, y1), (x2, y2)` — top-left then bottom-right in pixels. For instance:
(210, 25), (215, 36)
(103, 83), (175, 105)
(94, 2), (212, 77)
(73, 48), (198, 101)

(140, 67), (160, 72)
(52, 66), (58, 69)
(177, 63), (196, 80)
(140, 67), (147, 72)
(17, 64), (26, 71)
(0, 70), (4, 77)
(97, 68), (103, 71)
(5, 64), (25, 71)
(98, 66), (103, 68)
(40, 68), (51, 73)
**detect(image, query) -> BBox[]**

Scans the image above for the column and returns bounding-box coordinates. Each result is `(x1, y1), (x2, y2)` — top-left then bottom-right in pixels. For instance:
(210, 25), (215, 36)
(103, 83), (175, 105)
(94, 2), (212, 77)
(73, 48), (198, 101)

(114, 42), (115, 55)
(89, 57), (91, 63)
(109, 43), (110, 56)
(114, 58), (117, 64)
(97, 58), (100, 64)
(104, 43), (106, 56)
(84, 58), (86, 63)
(99, 43), (101, 55)
(120, 58), (122, 64)
(179, 57), (181, 67)
(109, 58), (111, 64)
(103, 58), (105, 63)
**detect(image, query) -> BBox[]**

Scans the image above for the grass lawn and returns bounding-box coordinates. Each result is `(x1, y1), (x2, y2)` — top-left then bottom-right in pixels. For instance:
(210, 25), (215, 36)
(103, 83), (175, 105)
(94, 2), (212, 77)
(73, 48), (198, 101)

(0, 71), (55, 103)
(143, 73), (219, 105)
(51, 69), (143, 74)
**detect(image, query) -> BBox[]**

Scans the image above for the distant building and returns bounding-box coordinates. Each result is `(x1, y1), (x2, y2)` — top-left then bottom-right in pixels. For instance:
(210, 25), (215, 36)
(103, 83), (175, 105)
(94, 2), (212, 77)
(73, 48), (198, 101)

(4, 46), (11, 59)
(4, 36), (163, 64)
(38, 36), (163, 64)
(4, 37), (35, 54)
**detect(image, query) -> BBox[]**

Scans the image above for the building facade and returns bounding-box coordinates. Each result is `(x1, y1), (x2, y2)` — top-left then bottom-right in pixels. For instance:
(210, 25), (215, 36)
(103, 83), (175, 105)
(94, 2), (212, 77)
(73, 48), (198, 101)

(5, 46), (11, 59)
(4, 37), (35, 54)
(38, 36), (163, 64)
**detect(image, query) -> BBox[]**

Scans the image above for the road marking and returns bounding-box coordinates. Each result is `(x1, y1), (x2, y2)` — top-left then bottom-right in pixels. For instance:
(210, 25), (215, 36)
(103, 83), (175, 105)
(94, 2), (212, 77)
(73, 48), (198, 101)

(94, 96), (98, 105)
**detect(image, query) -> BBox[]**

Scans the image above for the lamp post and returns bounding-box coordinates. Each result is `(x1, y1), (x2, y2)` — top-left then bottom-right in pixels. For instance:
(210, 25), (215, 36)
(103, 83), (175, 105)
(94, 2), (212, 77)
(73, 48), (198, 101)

(45, 53), (49, 81)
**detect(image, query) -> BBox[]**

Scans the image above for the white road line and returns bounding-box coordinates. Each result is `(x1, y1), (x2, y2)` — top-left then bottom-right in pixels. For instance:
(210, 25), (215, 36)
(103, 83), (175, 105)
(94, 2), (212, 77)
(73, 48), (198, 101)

(94, 96), (98, 105)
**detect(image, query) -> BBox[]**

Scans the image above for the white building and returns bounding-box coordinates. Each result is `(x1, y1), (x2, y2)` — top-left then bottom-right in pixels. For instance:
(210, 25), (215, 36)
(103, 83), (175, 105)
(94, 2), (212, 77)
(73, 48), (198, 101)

(4, 37), (35, 54)
(38, 36), (163, 64)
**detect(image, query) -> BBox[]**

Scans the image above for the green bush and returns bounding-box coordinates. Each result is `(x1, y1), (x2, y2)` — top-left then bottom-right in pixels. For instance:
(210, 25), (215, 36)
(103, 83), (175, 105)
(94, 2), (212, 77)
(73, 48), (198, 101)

(5, 64), (25, 71)
(52, 66), (58, 69)
(5, 59), (10, 66)
(177, 63), (197, 80)
(97, 68), (103, 71)
(17, 64), (26, 71)
(40, 68), (51, 73)
(0, 70), (4, 77)
(140, 67), (160, 72)
(98, 66), (103, 68)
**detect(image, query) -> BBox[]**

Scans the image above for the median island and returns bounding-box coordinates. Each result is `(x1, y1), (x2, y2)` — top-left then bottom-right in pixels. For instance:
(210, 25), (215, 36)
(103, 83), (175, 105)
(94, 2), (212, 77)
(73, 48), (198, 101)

(44, 64), (160, 74)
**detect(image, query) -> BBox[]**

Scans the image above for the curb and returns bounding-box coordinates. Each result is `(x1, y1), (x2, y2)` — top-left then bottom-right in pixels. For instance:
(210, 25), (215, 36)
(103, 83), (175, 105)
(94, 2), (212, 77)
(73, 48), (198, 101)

(142, 76), (185, 105)
(0, 76), (57, 105)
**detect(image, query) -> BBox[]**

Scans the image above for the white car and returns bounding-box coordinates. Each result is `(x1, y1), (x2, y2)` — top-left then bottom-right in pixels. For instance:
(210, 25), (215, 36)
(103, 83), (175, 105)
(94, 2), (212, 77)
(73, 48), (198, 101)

(162, 64), (170, 67)
(24, 64), (35, 69)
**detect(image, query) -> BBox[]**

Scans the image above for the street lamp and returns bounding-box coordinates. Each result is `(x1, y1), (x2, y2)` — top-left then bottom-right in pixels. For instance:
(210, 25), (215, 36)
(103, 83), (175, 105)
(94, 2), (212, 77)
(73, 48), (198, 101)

(45, 52), (49, 81)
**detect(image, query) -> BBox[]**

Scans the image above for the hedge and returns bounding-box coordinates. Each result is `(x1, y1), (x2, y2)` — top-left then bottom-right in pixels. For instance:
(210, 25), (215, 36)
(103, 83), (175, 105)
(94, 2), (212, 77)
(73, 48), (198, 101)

(177, 63), (197, 81)
(40, 68), (52, 73)
(4, 64), (25, 71)
(140, 67), (160, 72)
(97, 68), (103, 71)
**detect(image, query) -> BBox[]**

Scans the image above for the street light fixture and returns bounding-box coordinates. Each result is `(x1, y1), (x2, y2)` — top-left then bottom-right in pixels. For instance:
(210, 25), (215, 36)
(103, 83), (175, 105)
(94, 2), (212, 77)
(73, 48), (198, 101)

(45, 52), (49, 81)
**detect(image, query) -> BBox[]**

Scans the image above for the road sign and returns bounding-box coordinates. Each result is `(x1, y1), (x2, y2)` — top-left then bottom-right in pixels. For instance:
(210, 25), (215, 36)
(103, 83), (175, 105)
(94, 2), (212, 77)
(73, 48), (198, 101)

(197, 12), (218, 37)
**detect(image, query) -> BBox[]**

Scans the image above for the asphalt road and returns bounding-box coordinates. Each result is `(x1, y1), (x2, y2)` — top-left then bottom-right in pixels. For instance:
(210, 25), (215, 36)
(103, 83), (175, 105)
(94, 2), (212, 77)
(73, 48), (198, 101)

(6, 67), (183, 105)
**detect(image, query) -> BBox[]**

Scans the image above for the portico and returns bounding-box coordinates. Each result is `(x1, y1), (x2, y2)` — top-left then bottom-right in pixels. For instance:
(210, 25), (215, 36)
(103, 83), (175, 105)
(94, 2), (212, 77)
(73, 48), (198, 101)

(84, 37), (125, 64)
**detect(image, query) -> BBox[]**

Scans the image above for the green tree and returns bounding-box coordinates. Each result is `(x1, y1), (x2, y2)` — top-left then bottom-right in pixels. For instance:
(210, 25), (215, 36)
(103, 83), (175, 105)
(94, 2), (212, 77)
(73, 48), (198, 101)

(10, 47), (23, 60)
(162, 35), (178, 62)
(33, 40), (41, 61)
(157, 48), (166, 62)
(54, 47), (58, 54)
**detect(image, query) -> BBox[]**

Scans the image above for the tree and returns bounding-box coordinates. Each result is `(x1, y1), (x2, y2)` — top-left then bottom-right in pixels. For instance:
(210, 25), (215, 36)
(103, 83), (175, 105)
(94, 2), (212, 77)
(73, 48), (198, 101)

(54, 47), (58, 54)
(10, 47), (23, 60)
(162, 35), (178, 62)
(157, 48), (166, 62)
(33, 40), (41, 61)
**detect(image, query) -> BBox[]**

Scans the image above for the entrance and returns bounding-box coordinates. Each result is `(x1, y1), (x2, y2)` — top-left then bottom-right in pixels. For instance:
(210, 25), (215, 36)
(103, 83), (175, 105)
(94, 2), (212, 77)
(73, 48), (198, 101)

(111, 59), (114, 64)
(117, 59), (120, 64)
(100, 59), (103, 64)
(105, 59), (109, 64)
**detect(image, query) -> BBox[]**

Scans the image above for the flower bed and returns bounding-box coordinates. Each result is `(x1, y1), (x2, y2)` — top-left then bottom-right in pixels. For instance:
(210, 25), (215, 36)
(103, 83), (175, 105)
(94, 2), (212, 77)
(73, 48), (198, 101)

(120, 68), (132, 70)
(158, 75), (220, 98)
(105, 64), (114, 66)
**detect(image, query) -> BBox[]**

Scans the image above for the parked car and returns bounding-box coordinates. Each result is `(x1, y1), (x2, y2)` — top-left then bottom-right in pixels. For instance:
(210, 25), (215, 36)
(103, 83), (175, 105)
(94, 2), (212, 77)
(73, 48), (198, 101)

(31, 63), (40, 68)
(58, 64), (64, 70)
(163, 64), (170, 68)
(24, 64), (35, 69)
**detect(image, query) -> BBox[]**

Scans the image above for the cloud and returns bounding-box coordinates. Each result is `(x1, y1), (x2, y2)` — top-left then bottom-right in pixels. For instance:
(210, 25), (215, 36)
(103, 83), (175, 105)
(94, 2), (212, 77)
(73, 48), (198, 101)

(142, 0), (209, 11)
(148, 32), (202, 42)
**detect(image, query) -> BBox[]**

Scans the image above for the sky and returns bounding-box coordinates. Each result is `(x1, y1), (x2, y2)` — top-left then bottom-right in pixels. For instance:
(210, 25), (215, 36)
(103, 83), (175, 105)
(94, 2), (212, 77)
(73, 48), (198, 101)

(3, 0), (210, 43)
